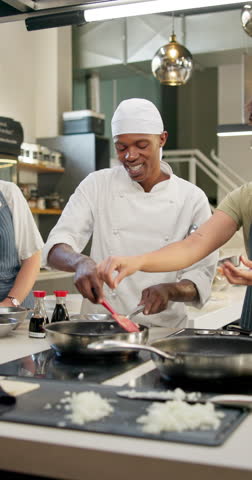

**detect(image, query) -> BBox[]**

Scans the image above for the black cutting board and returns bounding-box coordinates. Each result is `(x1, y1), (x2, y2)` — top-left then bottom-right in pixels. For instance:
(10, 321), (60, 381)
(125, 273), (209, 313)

(0, 379), (248, 447)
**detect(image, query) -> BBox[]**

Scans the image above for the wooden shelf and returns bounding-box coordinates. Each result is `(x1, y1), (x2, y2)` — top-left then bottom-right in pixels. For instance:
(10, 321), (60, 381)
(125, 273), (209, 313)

(30, 208), (63, 215)
(18, 162), (64, 173)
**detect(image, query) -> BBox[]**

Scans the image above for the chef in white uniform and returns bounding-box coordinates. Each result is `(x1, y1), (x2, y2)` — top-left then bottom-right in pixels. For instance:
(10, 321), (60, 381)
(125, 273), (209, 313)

(43, 98), (217, 327)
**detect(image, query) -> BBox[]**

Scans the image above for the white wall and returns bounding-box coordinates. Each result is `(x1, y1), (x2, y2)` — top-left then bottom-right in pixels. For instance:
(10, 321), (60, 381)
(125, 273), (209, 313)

(0, 21), (72, 143)
(218, 60), (251, 203)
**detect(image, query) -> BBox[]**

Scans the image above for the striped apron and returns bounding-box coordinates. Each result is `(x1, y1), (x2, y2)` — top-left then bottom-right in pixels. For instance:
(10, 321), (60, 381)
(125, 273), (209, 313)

(0, 190), (33, 308)
(240, 224), (252, 330)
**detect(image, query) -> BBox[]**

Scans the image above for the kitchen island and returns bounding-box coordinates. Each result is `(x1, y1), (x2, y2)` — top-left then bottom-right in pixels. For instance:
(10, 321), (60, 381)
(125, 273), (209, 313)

(0, 285), (251, 480)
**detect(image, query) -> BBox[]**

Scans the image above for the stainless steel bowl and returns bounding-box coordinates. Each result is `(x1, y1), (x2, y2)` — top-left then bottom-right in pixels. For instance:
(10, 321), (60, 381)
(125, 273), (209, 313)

(45, 320), (149, 356)
(0, 307), (29, 329)
(0, 318), (18, 337)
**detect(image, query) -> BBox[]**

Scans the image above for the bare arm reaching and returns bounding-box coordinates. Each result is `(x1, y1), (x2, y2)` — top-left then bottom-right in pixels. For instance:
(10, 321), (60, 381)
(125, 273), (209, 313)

(98, 211), (238, 289)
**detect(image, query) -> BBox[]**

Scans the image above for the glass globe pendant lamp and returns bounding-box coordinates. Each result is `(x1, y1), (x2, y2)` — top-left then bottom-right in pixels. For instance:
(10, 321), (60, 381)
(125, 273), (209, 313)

(241, 4), (252, 37)
(152, 31), (193, 86)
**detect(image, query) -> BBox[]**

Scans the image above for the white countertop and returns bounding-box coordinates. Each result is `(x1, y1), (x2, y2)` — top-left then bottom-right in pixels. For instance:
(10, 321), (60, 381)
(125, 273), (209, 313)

(0, 285), (251, 480)
(37, 269), (74, 281)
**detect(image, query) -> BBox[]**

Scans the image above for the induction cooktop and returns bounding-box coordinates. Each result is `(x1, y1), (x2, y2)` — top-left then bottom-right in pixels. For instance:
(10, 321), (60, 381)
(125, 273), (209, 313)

(0, 348), (151, 384)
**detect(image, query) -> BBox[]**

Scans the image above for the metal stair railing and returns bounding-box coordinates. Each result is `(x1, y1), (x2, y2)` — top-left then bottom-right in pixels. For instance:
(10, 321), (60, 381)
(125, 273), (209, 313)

(162, 148), (242, 197)
(210, 149), (246, 187)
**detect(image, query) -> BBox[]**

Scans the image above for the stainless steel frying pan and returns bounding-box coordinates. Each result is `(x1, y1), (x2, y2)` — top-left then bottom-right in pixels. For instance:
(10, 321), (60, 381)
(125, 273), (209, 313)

(45, 320), (149, 356)
(87, 334), (252, 380)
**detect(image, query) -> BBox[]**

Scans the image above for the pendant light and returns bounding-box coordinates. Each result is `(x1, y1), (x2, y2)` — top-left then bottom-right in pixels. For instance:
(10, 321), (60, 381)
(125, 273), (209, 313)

(241, 3), (252, 37)
(151, 14), (193, 86)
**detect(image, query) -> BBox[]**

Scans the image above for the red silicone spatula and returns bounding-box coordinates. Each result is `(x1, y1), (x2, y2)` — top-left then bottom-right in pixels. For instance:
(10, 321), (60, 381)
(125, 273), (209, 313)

(101, 299), (140, 333)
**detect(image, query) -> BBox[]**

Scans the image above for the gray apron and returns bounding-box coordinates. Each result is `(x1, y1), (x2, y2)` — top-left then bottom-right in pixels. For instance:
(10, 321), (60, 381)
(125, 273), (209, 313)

(240, 224), (252, 329)
(0, 190), (33, 308)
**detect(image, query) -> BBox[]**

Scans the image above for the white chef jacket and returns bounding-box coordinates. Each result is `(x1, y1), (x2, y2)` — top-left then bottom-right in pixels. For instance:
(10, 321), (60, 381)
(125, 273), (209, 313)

(0, 180), (44, 262)
(43, 162), (218, 327)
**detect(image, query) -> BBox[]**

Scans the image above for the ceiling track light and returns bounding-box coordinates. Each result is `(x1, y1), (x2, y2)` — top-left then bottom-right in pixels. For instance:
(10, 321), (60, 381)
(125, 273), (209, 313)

(151, 13), (193, 86)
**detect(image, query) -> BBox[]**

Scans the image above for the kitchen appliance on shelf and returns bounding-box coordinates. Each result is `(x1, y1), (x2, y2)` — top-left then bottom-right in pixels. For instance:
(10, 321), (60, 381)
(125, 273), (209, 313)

(63, 110), (105, 136)
(0, 116), (23, 183)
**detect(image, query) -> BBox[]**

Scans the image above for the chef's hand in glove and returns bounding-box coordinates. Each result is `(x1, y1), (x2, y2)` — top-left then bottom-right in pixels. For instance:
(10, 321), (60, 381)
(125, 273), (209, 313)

(139, 280), (199, 315)
(220, 256), (252, 286)
(74, 257), (104, 303)
(47, 243), (104, 304)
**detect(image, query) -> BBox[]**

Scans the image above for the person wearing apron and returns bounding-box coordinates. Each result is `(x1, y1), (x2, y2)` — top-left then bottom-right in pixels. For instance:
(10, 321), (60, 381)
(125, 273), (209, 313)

(239, 224), (252, 329)
(0, 181), (44, 309)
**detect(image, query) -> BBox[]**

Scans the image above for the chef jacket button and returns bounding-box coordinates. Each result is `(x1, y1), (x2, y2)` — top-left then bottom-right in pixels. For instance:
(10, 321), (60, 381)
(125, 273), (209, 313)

(113, 230), (119, 235)
(120, 194), (124, 198)
(164, 236), (169, 242)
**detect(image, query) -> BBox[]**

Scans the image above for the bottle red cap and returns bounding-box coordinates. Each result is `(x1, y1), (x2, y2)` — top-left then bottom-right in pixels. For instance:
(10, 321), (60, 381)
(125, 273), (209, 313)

(53, 290), (69, 297)
(33, 290), (47, 298)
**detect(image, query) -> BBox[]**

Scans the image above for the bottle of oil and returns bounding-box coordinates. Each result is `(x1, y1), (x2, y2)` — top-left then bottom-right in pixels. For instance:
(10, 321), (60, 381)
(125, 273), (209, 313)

(29, 290), (48, 338)
(51, 290), (70, 322)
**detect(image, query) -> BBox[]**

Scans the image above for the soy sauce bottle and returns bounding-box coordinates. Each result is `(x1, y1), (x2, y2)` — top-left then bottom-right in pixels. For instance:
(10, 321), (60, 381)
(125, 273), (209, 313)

(29, 290), (48, 338)
(51, 290), (70, 323)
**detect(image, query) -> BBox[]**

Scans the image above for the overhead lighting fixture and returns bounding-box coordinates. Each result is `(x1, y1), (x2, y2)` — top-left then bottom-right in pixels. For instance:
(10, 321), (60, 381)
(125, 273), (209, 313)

(217, 124), (252, 136)
(151, 23), (193, 86)
(84, 1), (246, 22)
(25, 10), (86, 31)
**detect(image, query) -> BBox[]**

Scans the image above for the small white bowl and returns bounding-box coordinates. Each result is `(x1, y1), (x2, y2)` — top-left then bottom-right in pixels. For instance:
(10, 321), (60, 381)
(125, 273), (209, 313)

(0, 318), (18, 337)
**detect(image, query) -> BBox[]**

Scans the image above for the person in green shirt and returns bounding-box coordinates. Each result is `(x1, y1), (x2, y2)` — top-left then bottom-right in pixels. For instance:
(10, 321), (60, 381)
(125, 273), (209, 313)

(98, 182), (252, 289)
(98, 182), (252, 329)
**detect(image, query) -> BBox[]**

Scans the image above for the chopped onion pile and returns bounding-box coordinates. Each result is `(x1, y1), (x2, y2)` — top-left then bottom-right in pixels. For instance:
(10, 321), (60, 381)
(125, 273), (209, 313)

(65, 391), (114, 425)
(137, 400), (225, 434)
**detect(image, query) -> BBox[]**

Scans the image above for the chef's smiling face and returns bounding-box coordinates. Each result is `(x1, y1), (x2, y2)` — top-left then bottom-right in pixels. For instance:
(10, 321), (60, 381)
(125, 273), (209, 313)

(114, 132), (168, 192)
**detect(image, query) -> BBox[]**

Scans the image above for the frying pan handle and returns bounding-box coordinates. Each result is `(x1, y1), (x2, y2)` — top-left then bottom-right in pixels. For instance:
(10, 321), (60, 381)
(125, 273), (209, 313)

(87, 339), (177, 361)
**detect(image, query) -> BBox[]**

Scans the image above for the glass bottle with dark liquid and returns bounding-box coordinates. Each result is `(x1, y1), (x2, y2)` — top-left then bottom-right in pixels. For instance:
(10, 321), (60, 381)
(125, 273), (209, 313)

(51, 290), (70, 322)
(29, 290), (48, 338)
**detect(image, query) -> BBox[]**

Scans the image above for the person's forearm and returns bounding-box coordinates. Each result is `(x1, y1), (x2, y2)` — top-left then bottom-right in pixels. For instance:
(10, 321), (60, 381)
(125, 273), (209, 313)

(138, 237), (198, 273)
(48, 243), (92, 272)
(137, 212), (237, 273)
(163, 280), (199, 303)
(7, 251), (41, 303)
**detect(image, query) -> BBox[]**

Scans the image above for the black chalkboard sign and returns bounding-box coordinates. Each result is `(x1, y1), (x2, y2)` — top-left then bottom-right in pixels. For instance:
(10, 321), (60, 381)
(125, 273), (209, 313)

(0, 117), (23, 156)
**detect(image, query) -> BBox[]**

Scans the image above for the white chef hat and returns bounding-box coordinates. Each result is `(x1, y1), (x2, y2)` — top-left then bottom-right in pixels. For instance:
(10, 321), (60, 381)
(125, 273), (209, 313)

(111, 98), (164, 138)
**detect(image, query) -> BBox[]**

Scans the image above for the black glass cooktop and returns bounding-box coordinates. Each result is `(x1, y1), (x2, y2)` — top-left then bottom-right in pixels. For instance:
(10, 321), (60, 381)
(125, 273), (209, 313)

(0, 349), (151, 383)
(132, 365), (252, 394)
